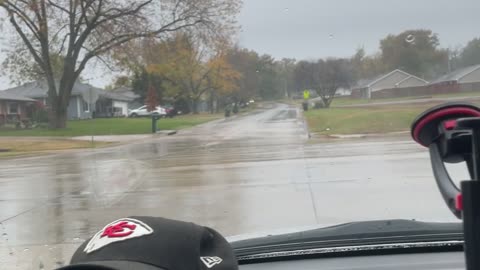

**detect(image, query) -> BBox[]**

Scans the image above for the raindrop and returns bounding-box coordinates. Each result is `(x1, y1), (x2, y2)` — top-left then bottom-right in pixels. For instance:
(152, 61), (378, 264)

(73, 237), (81, 241)
(48, 247), (55, 251)
(39, 262), (45, 270)
(405, 34), (415, 43)
(23, 248), (30, 252)
(284, 8), (289, 12)
(2, 232), (7, 238)
(9, 251), (14, 256)
(55, 261), (65, 267)
(255, 70), (259, 73)
(43, 244), (49, 247)
(325, 127), (331, 131)
(329, 34), (334, 39)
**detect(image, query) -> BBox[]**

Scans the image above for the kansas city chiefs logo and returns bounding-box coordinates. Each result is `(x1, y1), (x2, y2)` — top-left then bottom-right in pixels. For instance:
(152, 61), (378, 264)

(84, 218), (153, 253)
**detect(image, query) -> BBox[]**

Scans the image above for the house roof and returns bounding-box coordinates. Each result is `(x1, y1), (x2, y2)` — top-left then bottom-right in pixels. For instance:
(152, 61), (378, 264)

(353, 69), (428, 90)
(1, 81), (135, 102)
(98, 89), (135, 102)
(394, 74), (429, 87)
(1, 81), (102, 98)
(430, 65), (480, 84)
(111, 86), (140, 100)
(0, 91), (35, 102)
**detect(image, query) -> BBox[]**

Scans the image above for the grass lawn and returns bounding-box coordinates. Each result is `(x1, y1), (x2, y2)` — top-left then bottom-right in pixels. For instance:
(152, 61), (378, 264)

(0, 114), (221, 137)
(432, 91), (480, 98)
(331, 91), (480, 107)
(331, 96), (427, 106)
(0, 139), (110, 158)
(304, 106), (425, 135)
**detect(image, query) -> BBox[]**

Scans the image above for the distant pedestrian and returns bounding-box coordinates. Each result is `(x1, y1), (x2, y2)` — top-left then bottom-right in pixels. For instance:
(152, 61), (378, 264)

(302, 89), (310, 111)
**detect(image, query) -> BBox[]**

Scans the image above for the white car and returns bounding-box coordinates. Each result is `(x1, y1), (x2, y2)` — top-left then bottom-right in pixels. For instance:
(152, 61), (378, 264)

(128, 105), (167, 118)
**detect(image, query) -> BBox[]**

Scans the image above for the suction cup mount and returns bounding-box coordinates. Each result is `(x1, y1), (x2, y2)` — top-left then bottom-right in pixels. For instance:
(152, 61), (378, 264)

(411, 102), (480, 270)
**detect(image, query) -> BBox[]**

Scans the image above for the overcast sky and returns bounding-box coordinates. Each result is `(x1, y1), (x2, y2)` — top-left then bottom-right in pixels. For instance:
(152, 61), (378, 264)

(1, 0), (480, 89)
(237, 0), (480, 59)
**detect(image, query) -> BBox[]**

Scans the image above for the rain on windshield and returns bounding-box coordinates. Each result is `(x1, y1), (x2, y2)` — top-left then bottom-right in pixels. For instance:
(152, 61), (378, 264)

(0, 0), (479, 268)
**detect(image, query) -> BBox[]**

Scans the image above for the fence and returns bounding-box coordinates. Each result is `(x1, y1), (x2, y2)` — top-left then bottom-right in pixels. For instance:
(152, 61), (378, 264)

(368, 82), (480, 99)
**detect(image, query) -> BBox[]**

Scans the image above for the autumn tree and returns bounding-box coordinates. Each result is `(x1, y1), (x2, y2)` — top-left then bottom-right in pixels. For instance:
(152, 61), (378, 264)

(0, 0), (241, 128)
(146, 34), (240, 113)
(145, 84), (159, 112)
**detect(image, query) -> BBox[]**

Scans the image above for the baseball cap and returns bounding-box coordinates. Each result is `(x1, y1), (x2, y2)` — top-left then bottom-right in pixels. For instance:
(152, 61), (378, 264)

(56, 216), (238, 270)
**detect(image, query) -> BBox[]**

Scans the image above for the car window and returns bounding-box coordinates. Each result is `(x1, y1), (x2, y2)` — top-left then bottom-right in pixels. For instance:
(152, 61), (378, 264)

(0, 0), (477, 268)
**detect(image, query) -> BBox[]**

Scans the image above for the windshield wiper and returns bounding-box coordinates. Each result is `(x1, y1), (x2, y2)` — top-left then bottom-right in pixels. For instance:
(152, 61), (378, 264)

(232, 219), (463, 262)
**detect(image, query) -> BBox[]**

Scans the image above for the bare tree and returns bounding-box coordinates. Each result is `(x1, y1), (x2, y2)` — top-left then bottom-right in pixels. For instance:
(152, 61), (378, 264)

(0, 0), (241, 128)
(294, 58), (353, 108)
(316, 58), (353, 107)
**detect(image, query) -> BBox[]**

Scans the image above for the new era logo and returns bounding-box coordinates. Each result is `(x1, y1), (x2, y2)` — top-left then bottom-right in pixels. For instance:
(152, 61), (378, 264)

(200, 256), (223, 268)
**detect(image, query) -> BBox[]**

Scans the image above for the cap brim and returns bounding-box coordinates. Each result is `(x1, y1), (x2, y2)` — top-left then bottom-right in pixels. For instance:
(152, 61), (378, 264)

(55, 260), (165, 270)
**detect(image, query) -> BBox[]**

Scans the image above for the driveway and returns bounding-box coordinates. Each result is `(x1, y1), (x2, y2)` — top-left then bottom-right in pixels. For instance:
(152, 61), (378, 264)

(0, 103), (461, 269)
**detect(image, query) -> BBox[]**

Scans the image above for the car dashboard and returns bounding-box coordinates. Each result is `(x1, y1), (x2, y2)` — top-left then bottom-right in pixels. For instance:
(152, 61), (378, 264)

(239, 251), (464, 270)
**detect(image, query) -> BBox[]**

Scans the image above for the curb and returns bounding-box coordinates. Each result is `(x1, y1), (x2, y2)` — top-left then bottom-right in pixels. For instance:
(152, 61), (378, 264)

(321, 131), (410, 139)
(156, 130), (177, 136)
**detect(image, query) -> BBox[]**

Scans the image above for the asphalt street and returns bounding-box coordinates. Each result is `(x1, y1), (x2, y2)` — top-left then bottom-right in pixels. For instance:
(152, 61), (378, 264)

(0, 103), (463, 269)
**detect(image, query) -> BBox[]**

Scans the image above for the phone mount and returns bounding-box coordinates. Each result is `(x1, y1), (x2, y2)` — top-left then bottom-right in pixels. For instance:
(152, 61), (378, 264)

(411, 102), (480, 270)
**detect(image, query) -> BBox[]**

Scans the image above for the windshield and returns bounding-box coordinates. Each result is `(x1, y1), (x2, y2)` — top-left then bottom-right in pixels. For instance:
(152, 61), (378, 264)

(0, 0), (478, 268)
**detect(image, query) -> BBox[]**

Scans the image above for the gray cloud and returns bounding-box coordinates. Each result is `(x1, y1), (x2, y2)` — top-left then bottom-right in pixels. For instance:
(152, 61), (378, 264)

(237, 0), (480, 60)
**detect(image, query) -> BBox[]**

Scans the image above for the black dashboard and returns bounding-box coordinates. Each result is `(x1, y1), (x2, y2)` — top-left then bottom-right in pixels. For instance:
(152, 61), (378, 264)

(239, 252), (464, 270)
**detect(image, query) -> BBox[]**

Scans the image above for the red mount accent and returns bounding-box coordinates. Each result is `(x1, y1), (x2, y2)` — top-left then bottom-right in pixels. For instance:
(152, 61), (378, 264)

(444, 120), (457, 130)
(456, 193), (463, 211)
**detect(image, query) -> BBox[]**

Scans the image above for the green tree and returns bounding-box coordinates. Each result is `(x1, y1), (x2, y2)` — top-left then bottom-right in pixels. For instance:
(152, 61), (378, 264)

(350, 48), (386, 81)
(2, 51), (66, 84)
(131, 68), (166, 103)
(380, 29), (448, 79)
(255, 55), (286, 100)
(225, 46), (261, 100)
(459, 38), (480, 67)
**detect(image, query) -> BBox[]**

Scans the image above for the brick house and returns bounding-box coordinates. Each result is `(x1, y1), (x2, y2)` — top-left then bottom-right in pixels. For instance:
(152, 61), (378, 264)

(0, 91), (35, 126)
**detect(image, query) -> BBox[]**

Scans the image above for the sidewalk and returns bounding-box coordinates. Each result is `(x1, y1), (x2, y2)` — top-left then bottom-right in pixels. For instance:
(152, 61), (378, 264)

(72, 130), (177, 142)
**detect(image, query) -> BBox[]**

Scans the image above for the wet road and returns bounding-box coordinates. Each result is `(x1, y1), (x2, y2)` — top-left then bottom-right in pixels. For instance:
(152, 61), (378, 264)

(0, 103), (463, 269)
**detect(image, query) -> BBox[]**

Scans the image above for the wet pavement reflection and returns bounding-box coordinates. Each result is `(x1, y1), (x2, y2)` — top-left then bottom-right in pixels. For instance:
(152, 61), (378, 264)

(0, 103), (462, 269)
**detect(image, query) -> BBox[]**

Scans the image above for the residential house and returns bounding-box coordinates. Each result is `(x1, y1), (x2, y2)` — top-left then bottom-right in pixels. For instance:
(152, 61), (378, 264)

(111, 86), (142, 110)
(2, 81), (136, 119)
(429, 64), (480, 94)
(335, 88), (352, 96)
(0, 91), (35, 125)
(351, 69), (428, 99)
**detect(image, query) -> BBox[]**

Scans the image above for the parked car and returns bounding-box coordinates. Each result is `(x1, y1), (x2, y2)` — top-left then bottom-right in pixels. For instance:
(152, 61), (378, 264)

(165, 106), (178, 118)
(128, 105), (166, 118)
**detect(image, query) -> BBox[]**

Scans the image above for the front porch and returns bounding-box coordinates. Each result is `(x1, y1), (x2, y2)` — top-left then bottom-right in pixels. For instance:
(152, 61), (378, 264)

(0, 100), (35, 127)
